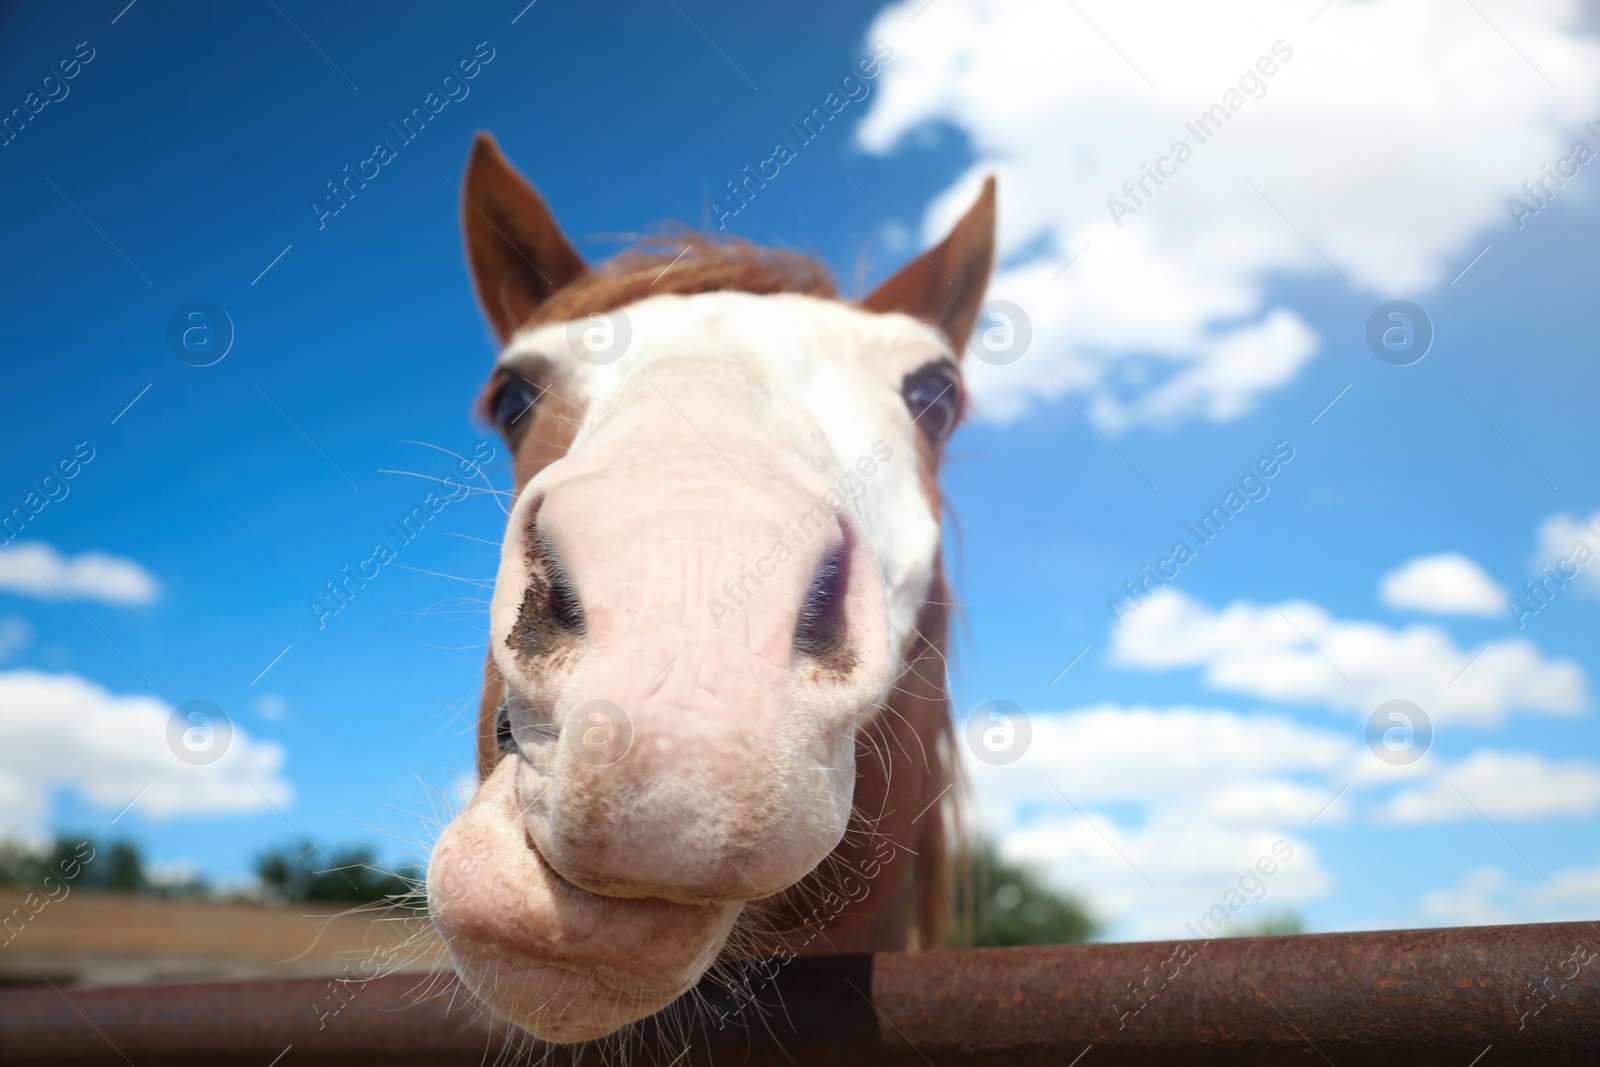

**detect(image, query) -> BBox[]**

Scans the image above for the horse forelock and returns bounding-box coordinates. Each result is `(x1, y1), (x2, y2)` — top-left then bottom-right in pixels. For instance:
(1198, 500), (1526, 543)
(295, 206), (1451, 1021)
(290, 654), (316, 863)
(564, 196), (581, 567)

(523, 232), (839, 330)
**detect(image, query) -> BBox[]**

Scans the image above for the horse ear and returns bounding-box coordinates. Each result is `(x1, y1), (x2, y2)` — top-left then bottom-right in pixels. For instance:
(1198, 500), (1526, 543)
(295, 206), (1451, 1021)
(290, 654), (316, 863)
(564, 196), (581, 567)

(862, 177), (996, 356)
(462, 132), (588, 343)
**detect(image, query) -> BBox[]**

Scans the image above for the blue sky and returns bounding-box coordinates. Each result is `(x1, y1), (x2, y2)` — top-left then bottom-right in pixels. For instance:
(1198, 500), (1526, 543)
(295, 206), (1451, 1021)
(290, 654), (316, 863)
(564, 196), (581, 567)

(2, 0), (1597, 940)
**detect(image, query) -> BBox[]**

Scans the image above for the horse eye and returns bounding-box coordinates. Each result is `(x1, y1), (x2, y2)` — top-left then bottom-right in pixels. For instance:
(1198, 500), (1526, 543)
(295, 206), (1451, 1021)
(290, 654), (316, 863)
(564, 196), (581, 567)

(901, 366), (961, 441)
(491, 380), (537, 444)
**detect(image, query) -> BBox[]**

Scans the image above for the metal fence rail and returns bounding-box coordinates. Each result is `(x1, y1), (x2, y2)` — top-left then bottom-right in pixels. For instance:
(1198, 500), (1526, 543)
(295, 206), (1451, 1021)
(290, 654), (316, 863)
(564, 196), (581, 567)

(2, 921), (1595, 1065)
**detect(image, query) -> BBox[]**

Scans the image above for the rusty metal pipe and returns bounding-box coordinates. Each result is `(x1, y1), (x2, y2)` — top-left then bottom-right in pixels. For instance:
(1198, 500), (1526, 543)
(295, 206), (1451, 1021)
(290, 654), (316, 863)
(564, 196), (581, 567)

(2, 921), (1596, 1065)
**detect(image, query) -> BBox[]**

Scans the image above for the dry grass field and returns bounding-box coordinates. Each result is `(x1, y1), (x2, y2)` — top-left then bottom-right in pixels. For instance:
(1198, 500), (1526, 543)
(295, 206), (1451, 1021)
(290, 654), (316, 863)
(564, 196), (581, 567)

(0, 891), (445, 986)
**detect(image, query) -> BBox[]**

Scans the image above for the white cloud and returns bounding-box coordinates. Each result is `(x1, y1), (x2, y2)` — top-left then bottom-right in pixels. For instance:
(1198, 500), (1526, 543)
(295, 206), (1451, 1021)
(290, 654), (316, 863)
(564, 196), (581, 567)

(1534, 509), (1600, 596)
(1380, 553), (1507, 615)
(1422, 860), (1600, 926)
(967, 703), (1354, 824)
(964, 705), (1347, 937)
(1000, 810), (1329, 939)
(1380, 750), (1600, 823)
(0, 543), (158, 605)
(859, 0), (1600, 427)
(0, 669), (291, 836)
(1199, 778), (1349, 825)
(960, 701), (1600, 936)
(1111, 588), (1587, 724)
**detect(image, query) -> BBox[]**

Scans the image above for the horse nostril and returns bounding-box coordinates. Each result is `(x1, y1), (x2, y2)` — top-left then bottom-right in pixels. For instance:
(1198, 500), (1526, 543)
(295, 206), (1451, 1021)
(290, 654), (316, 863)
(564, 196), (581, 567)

(794, 539), (851, 664)
(509, 520), (586, 661)
(543, 540), (585, 632)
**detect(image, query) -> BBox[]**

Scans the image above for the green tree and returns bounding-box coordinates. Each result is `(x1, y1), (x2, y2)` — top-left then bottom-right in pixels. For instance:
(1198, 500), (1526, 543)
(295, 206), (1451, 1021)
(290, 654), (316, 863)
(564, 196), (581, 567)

(0, 836), (205, 895)
(255, 843), (420, 905)
(88, 841), (145, 892)
(1228, 911), (1304, 937)
(958, 839), (1098, 947)
(0, 837), (127, 891)
(0, 840), (53, 888)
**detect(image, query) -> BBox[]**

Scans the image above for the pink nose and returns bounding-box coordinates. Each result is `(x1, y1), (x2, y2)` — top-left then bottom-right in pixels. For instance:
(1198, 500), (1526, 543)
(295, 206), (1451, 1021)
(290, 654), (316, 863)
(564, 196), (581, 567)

(493, 429), (891, 905)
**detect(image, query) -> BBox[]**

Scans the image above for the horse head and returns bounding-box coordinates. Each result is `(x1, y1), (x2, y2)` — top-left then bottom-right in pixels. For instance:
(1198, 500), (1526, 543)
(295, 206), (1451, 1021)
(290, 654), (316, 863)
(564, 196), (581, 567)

(428, 132), (994, 1043)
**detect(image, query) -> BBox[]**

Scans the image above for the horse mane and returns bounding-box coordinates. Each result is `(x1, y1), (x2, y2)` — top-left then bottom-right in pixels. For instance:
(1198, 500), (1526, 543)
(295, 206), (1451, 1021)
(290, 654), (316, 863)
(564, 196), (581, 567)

(906, 572), (968, 950)
(524, 233), (839, 328)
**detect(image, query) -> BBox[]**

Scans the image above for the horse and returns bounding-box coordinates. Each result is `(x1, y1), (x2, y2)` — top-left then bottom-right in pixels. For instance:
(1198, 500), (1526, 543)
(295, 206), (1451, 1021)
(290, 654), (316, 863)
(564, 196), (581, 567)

(426, 131), (995, 1045)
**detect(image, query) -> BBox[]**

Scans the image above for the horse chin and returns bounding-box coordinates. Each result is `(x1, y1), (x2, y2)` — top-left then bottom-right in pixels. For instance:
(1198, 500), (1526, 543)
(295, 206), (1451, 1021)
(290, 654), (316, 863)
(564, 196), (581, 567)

(428, 757), (743, 1044)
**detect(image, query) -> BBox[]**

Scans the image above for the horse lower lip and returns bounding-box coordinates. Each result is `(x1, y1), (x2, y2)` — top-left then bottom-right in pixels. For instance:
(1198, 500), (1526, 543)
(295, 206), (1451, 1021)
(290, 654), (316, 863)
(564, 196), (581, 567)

(435, 724), (754, 1044)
